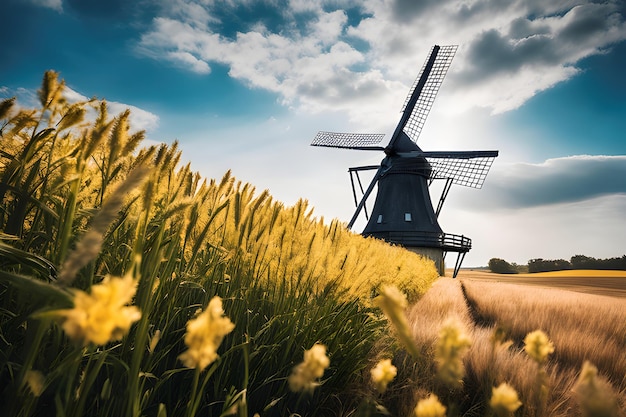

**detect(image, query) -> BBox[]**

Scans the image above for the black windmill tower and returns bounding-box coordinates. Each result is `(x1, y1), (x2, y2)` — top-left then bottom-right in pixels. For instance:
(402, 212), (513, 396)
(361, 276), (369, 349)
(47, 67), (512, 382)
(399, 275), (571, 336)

(311, 45), (498, 277)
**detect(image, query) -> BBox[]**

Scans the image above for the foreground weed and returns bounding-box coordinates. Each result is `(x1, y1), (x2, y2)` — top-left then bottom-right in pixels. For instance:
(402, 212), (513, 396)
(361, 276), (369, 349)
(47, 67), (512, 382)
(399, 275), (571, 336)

(288, 343), (330, 394)
(573, 361), (619, 417)
(414, 394), (447, 417)
(435, 317), (472, 389)
(41, 272), (141, 345)
(489, 382), (522, 417)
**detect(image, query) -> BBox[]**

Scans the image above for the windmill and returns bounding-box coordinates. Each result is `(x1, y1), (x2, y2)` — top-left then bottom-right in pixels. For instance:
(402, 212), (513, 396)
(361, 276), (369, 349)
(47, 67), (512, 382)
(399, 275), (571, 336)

(311, 45), (498, 277)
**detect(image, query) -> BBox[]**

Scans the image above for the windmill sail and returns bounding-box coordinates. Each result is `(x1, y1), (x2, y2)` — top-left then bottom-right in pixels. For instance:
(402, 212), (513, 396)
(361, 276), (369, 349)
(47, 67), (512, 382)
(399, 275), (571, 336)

(396, 45), (457, 145)
(425, 151), (498, 188)
(393, 150), (499, 188)
(311, 131), (385, 150)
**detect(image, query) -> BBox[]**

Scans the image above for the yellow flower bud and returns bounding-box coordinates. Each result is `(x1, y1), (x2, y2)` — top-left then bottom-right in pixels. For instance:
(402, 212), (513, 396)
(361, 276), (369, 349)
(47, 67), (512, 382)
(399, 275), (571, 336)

(573, 361), (619, 417)
(414, 394), (446, 417)
(24, 370), (45, 397)
(178, 296), (235, 371)
(490, 382), (522, 416)
(48, 274), (141, 346)
(435, 317), (471, 387)
(371, 359), (397, 393)
(288, 343), (330, 393)
(523, 330), (554, 364)
(374, 285), (421, 359)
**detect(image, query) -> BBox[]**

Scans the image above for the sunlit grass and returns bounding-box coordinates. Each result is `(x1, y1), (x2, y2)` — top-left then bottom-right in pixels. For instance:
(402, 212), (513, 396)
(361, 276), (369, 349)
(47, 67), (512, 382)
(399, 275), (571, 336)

(2, 71), (623, 417)
(398, 278), (625, 416)
(0, 71), (439, 417)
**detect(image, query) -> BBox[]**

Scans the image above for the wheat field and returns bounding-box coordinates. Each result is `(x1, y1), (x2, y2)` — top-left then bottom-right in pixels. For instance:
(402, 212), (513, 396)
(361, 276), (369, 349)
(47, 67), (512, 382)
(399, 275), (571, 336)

(455, 268), (626, 298)
(399, 271), (626, 416)
(2, 71), (624, 417)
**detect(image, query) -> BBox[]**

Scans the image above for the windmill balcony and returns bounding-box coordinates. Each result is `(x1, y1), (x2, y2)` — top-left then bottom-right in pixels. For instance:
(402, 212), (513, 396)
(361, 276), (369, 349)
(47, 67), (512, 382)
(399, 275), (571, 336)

(365, 230), (472, 253)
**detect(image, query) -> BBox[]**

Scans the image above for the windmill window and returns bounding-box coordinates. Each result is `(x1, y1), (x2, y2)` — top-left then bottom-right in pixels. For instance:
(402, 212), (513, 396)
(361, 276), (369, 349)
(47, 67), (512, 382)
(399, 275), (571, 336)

(404, 213), (412, 222)
(377, 214), (383, 224)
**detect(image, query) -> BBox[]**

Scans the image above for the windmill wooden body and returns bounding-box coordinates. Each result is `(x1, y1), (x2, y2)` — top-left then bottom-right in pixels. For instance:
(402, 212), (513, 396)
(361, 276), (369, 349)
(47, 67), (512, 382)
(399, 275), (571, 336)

(312, 45), (498, 277)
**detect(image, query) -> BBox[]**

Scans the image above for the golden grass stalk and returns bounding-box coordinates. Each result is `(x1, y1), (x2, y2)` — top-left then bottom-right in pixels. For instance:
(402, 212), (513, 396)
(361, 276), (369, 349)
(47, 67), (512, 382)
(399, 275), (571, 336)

(58, 165), (149, 284)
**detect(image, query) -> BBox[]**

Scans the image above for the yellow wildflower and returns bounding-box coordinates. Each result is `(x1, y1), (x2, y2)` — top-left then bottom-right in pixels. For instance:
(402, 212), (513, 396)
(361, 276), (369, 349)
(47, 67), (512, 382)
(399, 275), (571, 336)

(573, 361), (618, 417)
(435, 317), (471, 388)
(490, 382), (522, 416)
(523, 330), (554, 364)
(371, 358), (397, 393)
(178, 296), (235, 371)
(50, 273), (141, 345)
(24, 370), (45, 397)
(414, 394), (447, 417)
(373, 285), (420, 359)
(288, 343), (330, 393)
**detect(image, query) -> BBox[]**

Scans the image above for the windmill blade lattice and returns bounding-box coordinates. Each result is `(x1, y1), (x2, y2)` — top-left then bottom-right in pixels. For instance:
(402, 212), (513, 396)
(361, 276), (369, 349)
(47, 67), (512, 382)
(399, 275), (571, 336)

(311, 131), (385, 150)
(401, 45), (457, 143)
(426, 152), (497, 188)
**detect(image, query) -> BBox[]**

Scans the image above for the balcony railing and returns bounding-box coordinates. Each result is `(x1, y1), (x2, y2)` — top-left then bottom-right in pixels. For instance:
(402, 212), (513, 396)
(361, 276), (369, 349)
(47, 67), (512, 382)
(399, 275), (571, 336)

(363, 230), (471, 252)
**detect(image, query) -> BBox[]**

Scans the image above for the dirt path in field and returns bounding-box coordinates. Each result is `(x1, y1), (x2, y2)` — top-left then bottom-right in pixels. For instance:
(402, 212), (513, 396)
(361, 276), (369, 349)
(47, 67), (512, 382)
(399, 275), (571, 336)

(449, 269), (626, 298)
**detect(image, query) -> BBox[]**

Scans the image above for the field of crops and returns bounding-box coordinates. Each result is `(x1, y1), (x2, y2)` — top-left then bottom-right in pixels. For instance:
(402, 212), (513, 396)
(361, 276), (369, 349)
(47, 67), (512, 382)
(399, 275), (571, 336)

(456, 269), (626, 298)
(0, 72), (441, 417)
(403, 275), (625, 416)
(2, 72), (624, 417)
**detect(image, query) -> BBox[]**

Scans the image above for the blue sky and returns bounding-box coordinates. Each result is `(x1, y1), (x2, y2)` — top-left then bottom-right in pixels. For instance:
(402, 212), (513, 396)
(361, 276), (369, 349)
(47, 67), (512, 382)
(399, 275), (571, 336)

(2, 0), (625, 267)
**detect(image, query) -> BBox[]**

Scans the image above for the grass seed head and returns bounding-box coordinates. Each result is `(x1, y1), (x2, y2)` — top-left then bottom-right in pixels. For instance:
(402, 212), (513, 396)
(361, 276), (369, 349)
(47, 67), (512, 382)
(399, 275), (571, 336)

(288, 343), (330, 393)
(490, 382), (522, 416)
(49, 273), (141, 345)
(178, 296), (235, 371)
(523, 330), (554, 364)
(371, 358), (397, 394)
(414, 394), (447, 417)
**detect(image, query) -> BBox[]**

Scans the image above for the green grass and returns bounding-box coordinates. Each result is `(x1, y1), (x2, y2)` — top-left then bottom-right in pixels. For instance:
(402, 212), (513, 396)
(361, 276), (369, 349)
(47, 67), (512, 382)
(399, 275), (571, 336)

(0, 71), (439, 417)
(3, 71), (624, 417)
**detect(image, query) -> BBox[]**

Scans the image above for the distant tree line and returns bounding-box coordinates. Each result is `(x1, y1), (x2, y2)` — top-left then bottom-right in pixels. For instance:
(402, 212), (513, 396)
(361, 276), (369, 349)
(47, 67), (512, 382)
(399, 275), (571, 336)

(488, 258), (520, 274)
(488, 254), (626, 274)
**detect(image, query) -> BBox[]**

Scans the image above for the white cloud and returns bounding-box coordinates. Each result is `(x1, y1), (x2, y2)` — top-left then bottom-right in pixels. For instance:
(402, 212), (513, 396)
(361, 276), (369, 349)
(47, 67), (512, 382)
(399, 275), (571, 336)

(64, 86), (160, 132)
(107, 102), (160, 132)
(167, 51), (212, 74)
(135, 0), (626, 126)
(309, 10), (347, 46)
(63, 86), (88, 102)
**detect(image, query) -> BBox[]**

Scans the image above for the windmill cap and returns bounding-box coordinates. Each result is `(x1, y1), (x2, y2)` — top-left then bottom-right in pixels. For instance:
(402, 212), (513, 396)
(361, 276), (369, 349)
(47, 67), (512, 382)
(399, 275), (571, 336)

(386, 132), (422, 155)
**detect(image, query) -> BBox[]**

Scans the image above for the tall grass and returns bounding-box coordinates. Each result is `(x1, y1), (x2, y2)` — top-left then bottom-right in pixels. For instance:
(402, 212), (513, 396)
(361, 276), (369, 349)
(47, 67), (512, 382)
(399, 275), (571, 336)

(461, 280), (626, 399)
(5, 70), (620, 417)
(390, 278), (625, 416)
(0, 71), (439, 417)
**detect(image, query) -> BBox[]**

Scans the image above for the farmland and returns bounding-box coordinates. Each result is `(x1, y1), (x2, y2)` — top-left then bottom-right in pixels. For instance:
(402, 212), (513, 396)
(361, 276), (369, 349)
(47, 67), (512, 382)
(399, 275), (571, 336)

(455, 268), (626, 298)
(399, 270), (626, 416)
(397, 269), (626, 416)
(2, 72), (625, 416)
